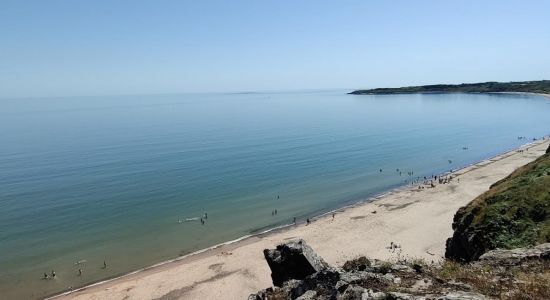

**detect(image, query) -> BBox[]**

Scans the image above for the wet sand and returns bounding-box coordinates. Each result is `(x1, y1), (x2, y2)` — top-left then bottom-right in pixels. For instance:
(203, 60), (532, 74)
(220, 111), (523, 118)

(52, 139), (550, 300)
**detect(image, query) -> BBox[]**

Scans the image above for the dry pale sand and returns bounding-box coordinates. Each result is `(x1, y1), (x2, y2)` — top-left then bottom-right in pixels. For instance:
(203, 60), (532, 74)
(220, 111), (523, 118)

(53, 139), (550, 300)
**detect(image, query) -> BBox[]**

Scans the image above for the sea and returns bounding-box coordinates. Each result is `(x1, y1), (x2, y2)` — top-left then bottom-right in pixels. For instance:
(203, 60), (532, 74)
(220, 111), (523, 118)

(1, 91), (549, 299)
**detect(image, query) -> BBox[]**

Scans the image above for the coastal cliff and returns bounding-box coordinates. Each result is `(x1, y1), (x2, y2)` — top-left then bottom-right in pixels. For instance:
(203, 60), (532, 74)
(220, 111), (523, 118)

(349, 80), (550, 95)
(445, 148), (550, 262)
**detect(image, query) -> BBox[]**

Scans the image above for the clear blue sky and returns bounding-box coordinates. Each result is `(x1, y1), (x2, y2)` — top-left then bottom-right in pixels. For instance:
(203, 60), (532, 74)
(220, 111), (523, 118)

(1, 0), (549, 98)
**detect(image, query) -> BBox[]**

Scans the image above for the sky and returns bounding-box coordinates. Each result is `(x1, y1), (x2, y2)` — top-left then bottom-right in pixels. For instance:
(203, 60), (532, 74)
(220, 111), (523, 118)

(1, 0), (550, 98)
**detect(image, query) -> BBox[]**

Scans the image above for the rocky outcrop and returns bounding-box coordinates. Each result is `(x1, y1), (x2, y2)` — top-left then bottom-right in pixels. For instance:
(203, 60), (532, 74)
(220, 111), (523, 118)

(249, 240), (488, 300)
(444, 206), (487, 262)
(477, 243), (550, 266)
(263, 239), (331, 286)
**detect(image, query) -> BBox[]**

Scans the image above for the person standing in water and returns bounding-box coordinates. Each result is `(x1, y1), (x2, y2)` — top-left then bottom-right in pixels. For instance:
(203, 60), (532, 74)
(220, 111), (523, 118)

(78, 268), (82, 276)
(293, 217), (296, 224)
(103, 261), (107, 269)
(204, 212), (208, 220)
(43, 273), (48, 279)
(51, 270), (56, 278)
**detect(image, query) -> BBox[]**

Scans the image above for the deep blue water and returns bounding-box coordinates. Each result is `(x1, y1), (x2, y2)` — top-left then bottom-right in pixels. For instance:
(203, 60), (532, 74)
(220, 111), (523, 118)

(1, 91), (549, 299)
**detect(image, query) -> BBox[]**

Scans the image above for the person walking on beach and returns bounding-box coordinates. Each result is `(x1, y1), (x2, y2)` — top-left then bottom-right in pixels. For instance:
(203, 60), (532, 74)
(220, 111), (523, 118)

(332, 213), (335, 220)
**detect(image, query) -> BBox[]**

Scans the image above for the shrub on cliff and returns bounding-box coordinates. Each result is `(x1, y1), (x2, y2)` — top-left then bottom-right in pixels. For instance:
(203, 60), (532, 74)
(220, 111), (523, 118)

(446, 150), (550, 262)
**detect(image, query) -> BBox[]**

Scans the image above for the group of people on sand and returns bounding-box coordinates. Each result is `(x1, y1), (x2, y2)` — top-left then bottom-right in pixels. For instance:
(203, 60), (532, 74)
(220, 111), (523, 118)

(411, 173), (457, 190)
(43, 261), (107, 280)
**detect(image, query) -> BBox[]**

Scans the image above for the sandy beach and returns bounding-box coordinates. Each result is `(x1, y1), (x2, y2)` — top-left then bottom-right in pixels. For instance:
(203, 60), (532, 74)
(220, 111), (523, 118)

(492, 92), (550, 99)
(52, 139), (549, 300)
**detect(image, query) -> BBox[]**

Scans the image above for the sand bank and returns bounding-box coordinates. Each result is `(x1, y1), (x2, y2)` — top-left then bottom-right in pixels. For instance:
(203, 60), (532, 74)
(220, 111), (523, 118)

(490, 91), (550, 99)
(52, 139), (550, 300)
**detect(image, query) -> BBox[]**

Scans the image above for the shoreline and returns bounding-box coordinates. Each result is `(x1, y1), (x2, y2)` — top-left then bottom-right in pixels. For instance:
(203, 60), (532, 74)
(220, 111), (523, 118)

(48, 137), (550, 300)
(349, 91), (550, 99)
(487, 91), (550, 99)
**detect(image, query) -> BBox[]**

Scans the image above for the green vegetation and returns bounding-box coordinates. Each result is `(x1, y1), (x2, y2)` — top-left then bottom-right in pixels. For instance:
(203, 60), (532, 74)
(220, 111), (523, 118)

(446, 149), (550, 261)
(349, 80), (550, 95)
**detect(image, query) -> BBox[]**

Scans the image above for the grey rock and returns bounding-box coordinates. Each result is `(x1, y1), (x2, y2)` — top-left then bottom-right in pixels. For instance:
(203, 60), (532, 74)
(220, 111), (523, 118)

(247, 294), (261, 300)
(382, 273), (396, 282)
(391, 264), (414, 273)
(342, 256), (371, 272)
(282, 279), (309, 299)
(296, 290), (317, 300)
(386, 292), (419, 300)
(478, 243), (550, 265)
(337, 285), (365, 300)
(409, 278), (432, 292)
(339, 272), (363, 284)
(361, 289), (387, 300)
(437, 291), (486, 300)
(247, 287), (273, 300)
(335, 280), (349, 293)
(264, 239), (330, 286)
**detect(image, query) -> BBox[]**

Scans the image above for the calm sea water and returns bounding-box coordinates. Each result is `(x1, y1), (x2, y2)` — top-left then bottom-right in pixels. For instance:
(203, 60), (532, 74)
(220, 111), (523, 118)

(1, 91), (549, 299)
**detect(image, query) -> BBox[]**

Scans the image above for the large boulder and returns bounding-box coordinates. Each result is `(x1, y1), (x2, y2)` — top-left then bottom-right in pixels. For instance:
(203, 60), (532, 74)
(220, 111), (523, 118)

(263, 239), (330, 286)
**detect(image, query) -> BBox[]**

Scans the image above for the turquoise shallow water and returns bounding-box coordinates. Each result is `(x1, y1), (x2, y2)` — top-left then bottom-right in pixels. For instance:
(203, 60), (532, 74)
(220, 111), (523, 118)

(1, 91), (550, 299)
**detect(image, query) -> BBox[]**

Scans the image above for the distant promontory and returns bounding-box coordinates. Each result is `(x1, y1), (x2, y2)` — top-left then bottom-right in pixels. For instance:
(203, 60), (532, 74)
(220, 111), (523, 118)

(349, 80), (550, 95)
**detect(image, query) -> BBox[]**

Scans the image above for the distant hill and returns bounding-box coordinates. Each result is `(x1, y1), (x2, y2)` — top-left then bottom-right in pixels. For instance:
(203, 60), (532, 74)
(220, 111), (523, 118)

(445, 146), (550, 262)
(349, 80), (550, 95)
